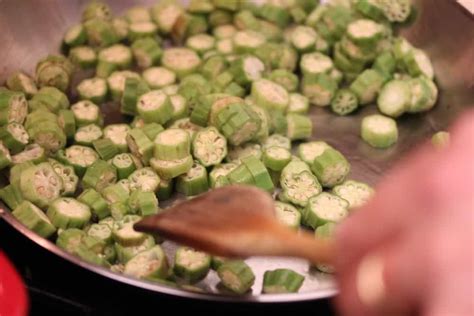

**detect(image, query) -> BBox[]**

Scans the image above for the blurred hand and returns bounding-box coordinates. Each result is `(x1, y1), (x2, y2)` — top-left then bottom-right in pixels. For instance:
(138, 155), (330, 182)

(335, 111), (474, 316)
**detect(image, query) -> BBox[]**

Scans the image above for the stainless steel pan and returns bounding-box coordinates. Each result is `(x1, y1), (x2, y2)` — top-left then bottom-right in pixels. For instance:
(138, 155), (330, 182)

(0, 0), (472, 303)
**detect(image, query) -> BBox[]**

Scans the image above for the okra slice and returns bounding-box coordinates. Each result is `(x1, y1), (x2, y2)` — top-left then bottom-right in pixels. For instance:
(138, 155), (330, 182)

(77, 77), (108, 104)
(49, 159), (78, 196)
(290, 26), (317, 53)
(150, 0), (183, 33)
(403, 48), (434, 79)
(216, 103), (261, 146)
(314, 222), (337, 273)
(192, 127), (227, 167)
(82, 2), (112, 21)
(56, 228), (85, 254)
(268, 68), (299, 92)
(377, 79), (411, 118)
(169, 94), (189, 121)
(137, 90), (173, 125)
(124, 245), (169, 280)
(110, 202), (131, 221)
(69, 46), (97, 69)
(378, 0), (411, 22)
(29, 86), (69, 113)
(58, 145), (99, 177)
(217, 260), (255, 294)
(373, 51), (396, 79)
(64, 23), (86, 46)
(87, 223), (113, 244)
(331, 89), (359, 116)
(209, 10), (232, 27)
(200, 55), (228, 80)
(431, 131), (450, 149)
(111, 153), (137, 179)
(19, 162), (62, 209)
(0, 184), (24, 210)
(128, 21), (158, 42)
(262, 269), (305, 293)
(286, 114), (312, 141)
(209, 162), (238, 188)
(12, 201), (56, 238)
(300, 52), (334, 79)
(185, 33), (215, 55)
(233, 10), (260, 31)
(113, 215), (146, 246)
(176, 161), (209, 196)
(241, 156), (274, 192)
(361, 114), (398, 149)
(408, 77), (434, 112)
(150, 155), (193, 180)
(6, 72), (38, 98)
(311, 147), (350, 188)
(47, 197), (92, 229)
(142, 67), (176, 89)
(208, 95), (243, 127)
(74, 124), (103, 147)
(71, 100), (102, 127)
(103, 124), (131, 153)
(121, 77), (150, 116)
(82, 160), (117, 192)
(0, 90), (28, 125)
(274, 202), (301, 230)
(216, 38), (234, 55)
(115, 235), (156, 264)
(213, 24), (237, 39)
(301, 74), (338, 107)
(263, 134), (291, 150)
(287, 93), (309, 114)
(262, 146), (291, 172)
(131, 37), (162, 69)
(128, 190), (159, 216)
(0, 123), (29, 154)
(126, 128), (154, 165)
(226, 142), (262, 162)
(280, 170), (322, 207)
(346, 19), (384, 47)
(0, 141), (12, 171)
(233, 30), (266, 54)
(128, 167), (161, 193)
(97, 44), (133, 78)
(297, 141), (331, 165)
(355, 0), (385, 21)
(142, 123), (165, 142)
(250, 105), (270, 142)
(229, 55), (265, 86)
(161, 48), (201, 79)
(153, 128), (191, 161)
(93, 138), (120, 161)
(107, 71), (141, 102)
(35, 55), (73, 92)
(251, 79), (289, 113)
(349, 69), (385, 105)
(58, 109), (76, 139)
(333, 43), (365, 75)
(303, 193), (349, 229)
(157, 178), (174, 200)
(12, 144), (46, 165)
(174, 247), (211, 283)
(78, 188), (110, 220)
(332, 180), (375, 209)
(102, 183), (130, 205)
(226, 162), (254, 186)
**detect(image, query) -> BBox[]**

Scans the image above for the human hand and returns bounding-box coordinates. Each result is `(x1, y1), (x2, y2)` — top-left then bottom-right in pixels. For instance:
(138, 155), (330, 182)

(335, 111), (474, 316)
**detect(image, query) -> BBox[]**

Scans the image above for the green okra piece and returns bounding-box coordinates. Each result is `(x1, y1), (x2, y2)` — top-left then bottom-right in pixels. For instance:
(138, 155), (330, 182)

(153, 128), (191, 161)
(124, 245), (169, 280)
(6, 71), (38, 98)
(74, 124), (103, 147)
(126, 128), (154, 165)
(262, 146), (291, 172)
(0, 123), (29, 154)
(56, 145), (99, 177)
(0, 184), (24, 210)
(274, 201), (301, 230)
(128, 190), (159, 216)
(217, 260), (255, 294)
(46, 197), (92, 229)
(332, 180), (375, 209)
(262, 269), (305, 293)
(361, 114), (398, 149)
(176, 161), (209, 196)
(78, 188), (110, 220)
(112, 215), (146, 247)
(82, 159), (117, 192)
(49, 159), (78, 196)
(311, 147), (350, 188)
(13, 201), (56, 238)
(174, 247), (211, 283)
(303, 193), (349, 229)
(19, 162), (62, 209)
(192, 127), (227, 167)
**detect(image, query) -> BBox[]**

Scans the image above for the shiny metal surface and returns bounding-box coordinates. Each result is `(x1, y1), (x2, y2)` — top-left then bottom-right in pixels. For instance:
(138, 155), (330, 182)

(0, 0), (473, 302)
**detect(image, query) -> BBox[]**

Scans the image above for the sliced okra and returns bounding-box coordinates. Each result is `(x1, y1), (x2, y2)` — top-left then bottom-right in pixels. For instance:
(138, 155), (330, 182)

(251, 79), (289, 113)
(35, 55), (73, 92)
(78, 188), (110, 220)
(0, 123), (29, 154)
(6, 72), (38, 98)
(154, 128), (191, 161)
(131, 37), (162, 69)
(29, 86), (69, 113)
(186, 33), (216, 55)
(69, 46), (97, 69)
(209, 162), (238, 188)
(346, 19), (384, 47)
(63, 24), (87, 47)
(431, 131), (450, 149)
(263, 134), (291, 150)
(0, 184), (24, 210)
(226, 142), (262, 162)
(216, 38), (234, 55)
(77, 77), (108, 104)
(217, 260), (255, 294)
(121, 77), (150, 116)
(47, 197), (92, 229)
(332, 180), (375, 209)
(126, 128), (154, 165)
(209, 10), (233, 27)
(249, 105), (270, 142)
(286, 114), (313, 141)
(331, 89), (359, 116)
(213, 24), (237, 39)
(128, 190), (159, 216)
(111, 153), (138, 179)
(267, 69), (299, 93)
(19, 162), (62, 209)
(110, 202), (131, 221)
(288, 93), (310, 115)
(280, 170), (322, 207)
(103, 124), (131, 153)
(274, 201), (301, 230)
(176, 161), (209, 196)
(57, 145), (99, 177)
(377, 79), (411, 118)
(107, 71), (141, 102)
(128, 21), (158, 42)
(12, 201), (56, 238)
(11, 144), (45, 165)
(349, 69), (385, 105)
(300, 52), (334, 79)
(0, 90), (28, 125)
(71, 100), (102, 127)
(192, 127), (227, 167)
(262, 269), (305, 293)
(301, 74), (338, 107)
(112, 215), (147, 246)
(58, 109), (76, 139)
(142, 67), (176, 89)
(373, 51), (396, 79)
(314, 222), (337, 273)
(102, 183), (130, 205)
(93, 138), (120, 161)
(303, 193), (348, 229)
(115, 235), (155, 264)
(216, 103), (261, 146)
(378, 0), (411, 22)
(226, 162), (254, 186)
(233, 30), (266, 54)
(82, 160), (117, 192)
(297, 141), (331, 165)
(128, 167), (161, 193)
(137, 90), (173, 125)
(97, 44), (132, 78)
(361, 114), (398, 149)
(124, 245), (169, 280)
(262, 146), (291, 172)
(74, 124), (103, 147)
(161, 48), (201, 79)
(229, 55), (265, 86)
(49, 159), (78, 196)
(355, 0), (386, 21)
(157, 178), (174, 200)
(174, 247), (211, 283)
(241, 156), (274, 192)
(403, 48), (434, 79)
(233, 10), (260, 30)
(311, 147), (350, 188)
(87, 223), (113, 244)
(168, 118), (202, 140)
(290, 26), (317, 53)
(141, 123), (164, 142)
(407, 77), (436, 113)
(150, 1), (184, 34)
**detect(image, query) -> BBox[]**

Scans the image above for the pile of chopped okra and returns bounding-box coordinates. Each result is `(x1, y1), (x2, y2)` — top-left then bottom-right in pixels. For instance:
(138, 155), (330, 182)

(0, 0), (440, 295)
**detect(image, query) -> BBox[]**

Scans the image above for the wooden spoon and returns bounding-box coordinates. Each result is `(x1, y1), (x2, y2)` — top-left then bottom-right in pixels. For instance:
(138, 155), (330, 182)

(134, 185), (335, 265)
